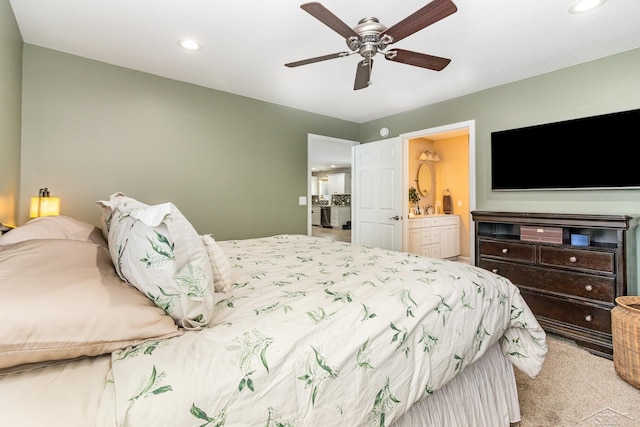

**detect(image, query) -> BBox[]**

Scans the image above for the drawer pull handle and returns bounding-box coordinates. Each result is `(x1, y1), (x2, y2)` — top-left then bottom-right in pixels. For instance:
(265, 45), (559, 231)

(569, 256), (577, 263)
(585, 315), (593, 322)
(492, 269), (499, 274)
(585, 285), (593, 292)
(501, 248), (509, 254)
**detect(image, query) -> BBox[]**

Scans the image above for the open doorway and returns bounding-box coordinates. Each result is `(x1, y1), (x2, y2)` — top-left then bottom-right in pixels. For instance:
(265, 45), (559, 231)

(401, 120), (476, 263)
(307, 134), (359, 243)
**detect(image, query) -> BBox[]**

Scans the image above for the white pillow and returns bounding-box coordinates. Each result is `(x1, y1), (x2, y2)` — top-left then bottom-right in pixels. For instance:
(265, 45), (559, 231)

(95, 192), (131, 241)
(0, 216), (105, 246)
(201, 234), (232, 292)
(101, 194), (215, 330)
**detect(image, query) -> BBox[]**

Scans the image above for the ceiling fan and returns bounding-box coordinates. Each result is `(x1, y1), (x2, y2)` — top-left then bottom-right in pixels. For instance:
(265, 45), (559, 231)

(285, 0), (458, 90)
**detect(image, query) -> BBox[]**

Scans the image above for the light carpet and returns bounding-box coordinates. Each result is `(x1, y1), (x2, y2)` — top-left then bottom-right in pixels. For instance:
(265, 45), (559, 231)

(512, 333), (640, 427)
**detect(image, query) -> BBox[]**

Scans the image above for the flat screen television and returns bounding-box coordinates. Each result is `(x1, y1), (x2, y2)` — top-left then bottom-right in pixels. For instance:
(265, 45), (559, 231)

(491, 108), (640, 191)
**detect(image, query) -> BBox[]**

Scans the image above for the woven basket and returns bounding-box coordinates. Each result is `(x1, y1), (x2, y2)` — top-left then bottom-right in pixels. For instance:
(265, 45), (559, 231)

(612, 296), (640, 390)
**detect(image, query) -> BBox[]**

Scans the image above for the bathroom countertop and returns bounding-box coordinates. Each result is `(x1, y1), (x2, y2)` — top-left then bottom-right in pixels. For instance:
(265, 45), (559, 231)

(408, 213), (457, 218)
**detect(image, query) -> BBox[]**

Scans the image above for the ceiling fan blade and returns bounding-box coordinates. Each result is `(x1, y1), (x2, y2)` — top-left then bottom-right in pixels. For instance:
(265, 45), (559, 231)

(300, 2), (359, 40)
(285, 52), (351, 67)
(385, 48), (451, 71)
(354, 59), (373, 90)
(382, 0), (457, 44)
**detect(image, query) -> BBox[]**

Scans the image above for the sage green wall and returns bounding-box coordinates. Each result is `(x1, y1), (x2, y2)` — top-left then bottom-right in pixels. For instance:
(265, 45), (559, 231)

(0, 0), (22, 227)
(20, 45), (359, 239)
(15, 40), (640, 241)
(360, 48), (640, 216)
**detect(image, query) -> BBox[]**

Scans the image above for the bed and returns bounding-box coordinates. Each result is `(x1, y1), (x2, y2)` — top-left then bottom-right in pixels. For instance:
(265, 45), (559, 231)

(0, 194), (547, 427)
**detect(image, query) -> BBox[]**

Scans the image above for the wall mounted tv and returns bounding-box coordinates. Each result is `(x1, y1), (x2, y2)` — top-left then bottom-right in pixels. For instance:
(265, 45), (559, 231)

(491, 108), (640, 191)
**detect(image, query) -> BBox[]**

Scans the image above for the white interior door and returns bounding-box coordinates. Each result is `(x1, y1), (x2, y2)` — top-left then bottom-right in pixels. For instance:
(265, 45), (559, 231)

(352, 137), (403, 251)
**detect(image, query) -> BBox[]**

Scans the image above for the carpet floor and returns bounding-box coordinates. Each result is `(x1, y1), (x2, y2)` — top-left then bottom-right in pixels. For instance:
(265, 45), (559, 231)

(512, 333), (640, 427)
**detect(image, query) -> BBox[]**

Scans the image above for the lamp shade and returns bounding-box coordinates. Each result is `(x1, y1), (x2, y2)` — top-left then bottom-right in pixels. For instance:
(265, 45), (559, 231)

(30, 197), (61, 217)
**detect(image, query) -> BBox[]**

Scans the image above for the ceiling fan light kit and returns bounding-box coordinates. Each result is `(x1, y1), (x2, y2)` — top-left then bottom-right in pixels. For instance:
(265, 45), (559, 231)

(285, 0), (458, 90)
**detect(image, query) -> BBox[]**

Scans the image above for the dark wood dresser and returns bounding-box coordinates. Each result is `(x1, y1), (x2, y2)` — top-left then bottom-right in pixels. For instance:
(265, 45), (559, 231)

(472, 211), (638, 359)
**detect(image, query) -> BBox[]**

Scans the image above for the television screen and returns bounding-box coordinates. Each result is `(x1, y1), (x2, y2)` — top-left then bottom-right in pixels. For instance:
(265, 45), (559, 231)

(491, 108), (640, 191)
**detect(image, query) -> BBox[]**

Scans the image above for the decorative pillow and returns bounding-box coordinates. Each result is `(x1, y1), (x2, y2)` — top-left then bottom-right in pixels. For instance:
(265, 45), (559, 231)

(103, 195), (215, 330)
(0, 239), (182, 369)
(95, 192), (129, 241)
(201, 234), (233, 292)
(0, 216), (105, 247)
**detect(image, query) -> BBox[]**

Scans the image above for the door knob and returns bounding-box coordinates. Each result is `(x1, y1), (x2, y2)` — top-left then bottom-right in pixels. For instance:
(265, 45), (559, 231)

(389, 215), (400, 220)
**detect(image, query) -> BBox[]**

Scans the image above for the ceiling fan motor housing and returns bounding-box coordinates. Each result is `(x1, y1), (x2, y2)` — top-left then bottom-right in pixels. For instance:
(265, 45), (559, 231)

(348, 17), (389, 58)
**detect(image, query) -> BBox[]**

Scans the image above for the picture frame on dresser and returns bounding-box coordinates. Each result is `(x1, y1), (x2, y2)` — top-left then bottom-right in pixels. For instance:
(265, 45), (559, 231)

(471, 211), (639, 359)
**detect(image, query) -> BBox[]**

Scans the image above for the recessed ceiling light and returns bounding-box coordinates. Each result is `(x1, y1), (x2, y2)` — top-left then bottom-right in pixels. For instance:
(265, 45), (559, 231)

(178, 39), (202, 51)
(568, 0), (606, 14)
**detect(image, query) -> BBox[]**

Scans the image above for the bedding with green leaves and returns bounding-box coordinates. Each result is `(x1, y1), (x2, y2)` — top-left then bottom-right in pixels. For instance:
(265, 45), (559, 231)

(102, 234), (546, 426)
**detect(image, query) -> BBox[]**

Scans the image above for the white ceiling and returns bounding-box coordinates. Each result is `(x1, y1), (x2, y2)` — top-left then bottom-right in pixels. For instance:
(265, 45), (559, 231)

(310, 138), (355, 172)
(10, 0), (640, 126)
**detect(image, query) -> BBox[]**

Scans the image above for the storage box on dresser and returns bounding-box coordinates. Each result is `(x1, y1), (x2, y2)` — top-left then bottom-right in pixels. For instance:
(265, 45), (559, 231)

(472, 211), (638, 359)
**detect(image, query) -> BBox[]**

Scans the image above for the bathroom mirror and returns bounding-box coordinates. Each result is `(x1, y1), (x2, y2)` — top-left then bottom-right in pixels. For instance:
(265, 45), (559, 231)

(417, 163), (432, 197)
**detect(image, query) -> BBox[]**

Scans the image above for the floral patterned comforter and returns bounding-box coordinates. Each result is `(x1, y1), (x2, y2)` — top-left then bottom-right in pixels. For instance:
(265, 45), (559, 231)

(103, 235), (547, 426)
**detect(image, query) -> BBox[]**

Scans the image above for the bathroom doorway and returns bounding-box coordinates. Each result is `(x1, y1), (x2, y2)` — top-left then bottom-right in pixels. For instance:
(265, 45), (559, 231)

(401, 120), (476, 263)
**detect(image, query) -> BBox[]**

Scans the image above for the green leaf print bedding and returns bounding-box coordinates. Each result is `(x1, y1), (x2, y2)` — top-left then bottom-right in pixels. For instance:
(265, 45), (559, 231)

(104, 235), (547, 426)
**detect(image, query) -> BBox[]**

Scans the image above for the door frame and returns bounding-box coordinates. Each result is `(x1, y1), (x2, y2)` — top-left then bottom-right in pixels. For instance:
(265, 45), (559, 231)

(307, 134), (359, 237)
(400, 120), (477, 263)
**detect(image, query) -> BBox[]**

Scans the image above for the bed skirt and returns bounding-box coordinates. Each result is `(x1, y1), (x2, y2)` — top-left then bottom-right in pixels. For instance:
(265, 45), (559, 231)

(0, 342), (519, 427)
(392, 342), (520, 427)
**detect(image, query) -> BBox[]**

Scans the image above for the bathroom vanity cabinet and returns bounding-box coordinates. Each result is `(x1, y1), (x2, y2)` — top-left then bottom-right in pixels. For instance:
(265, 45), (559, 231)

(408, 215), (460, 259)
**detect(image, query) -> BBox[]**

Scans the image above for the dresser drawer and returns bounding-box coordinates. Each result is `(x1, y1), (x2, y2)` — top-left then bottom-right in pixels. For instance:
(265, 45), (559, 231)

(520, 290), (612, 335)
(478, 239), (536, 263)
(539, 246), (615, 273)
(479, 259), (615, 302)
